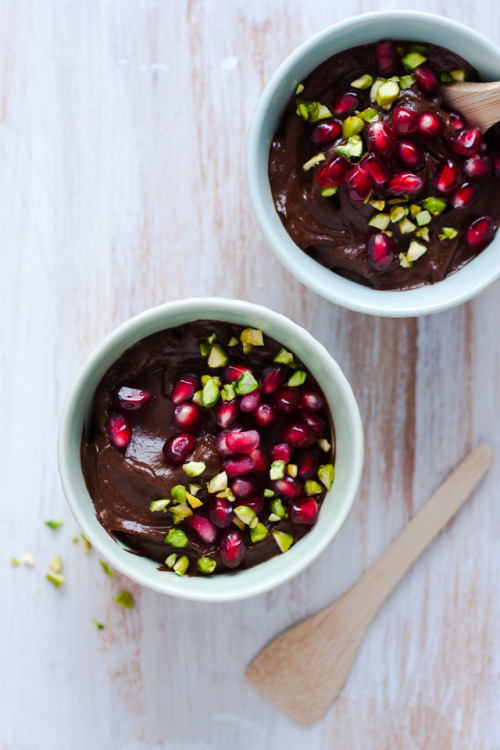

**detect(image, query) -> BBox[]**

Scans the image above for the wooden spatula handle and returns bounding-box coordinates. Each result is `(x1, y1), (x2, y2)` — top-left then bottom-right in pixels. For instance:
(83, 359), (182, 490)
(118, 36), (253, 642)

(354, 444), (493, 623)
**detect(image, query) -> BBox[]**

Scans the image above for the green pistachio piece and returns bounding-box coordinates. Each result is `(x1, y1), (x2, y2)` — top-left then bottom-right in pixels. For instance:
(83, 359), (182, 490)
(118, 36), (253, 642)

(368, 213), (391, 231)
(295, 99), (333, 123)
(272, 531), (294, 553)
(21, 552), (35, 566)
(399, 217), (416, 235)
(410, 204), (422, 218)
(171, 485), (187, 503)
(450, 69), (465, 81)
(173, 555), (189, 576)
(207, 343), (228, 369)
(318, 463), (335, 490)
(440, 72), (453, 83)
(189, 484), (201, 495)
(221, 383), (236, 401)
(270, 460), (286, 480)
(234, 370), (259, 395)
(335, 134), (363, 159)
(234, 505), (257, 526)
(376, 80), (400, 108)
(45, 520), (63, 530)
(207, 471), (228, 493)
(295, 82), (304, 94)
(216, 487), (236, 502)
(305, 480), (323, 495)
(370, 78), (384, 102)
(321, 186), (338, 197)
(303, 152), (325, 171)
(439, 227), (458, 240)
(183, 461), (206, 477)
(201, 377), (220, 407)
(408, 43), (427, 54)
(269, 498), (286, 519)
(197, 556), (216, 574)
(415, 210), (431, 226)
(342, 115), (364, 138)
(402, 51), (427, 70)
(49, 556), (62, 574)
(264, 488), (275, 498)
(273, 347), (294, 365)
(72, 537), (79, 543)
(390, 205), (408, 223)
(287, 463), (298, 478)
(423, 196), (447, 215)
(99, 560), (114, 576)
(361, 107), (381, 122)
(399, 252), (412, 268)
(250, 523), (269, 543)
(399, 74), (416, 89)
(186, 492), (203, 508)
(150, 498), (170, 512)
(169, 503), (193, 524)
(407, 240), (428, 262)
(287, 370), (306, 387)
(228, 336), (239, 347)
(46, 572), (65, 588)
(318, 438), (332, 452)
(11, 558), (20, 566)
(268, 513), (280, 522)
(387, 196), (408, 205)
(351, 73), (374, 89)
(199, 341), (210, 357)
(165, 553), (177, 568)
(165, 529), (188, 548)
(92, 620), (104, 629)
(369, 199), (385, 211)
(416, 227), (430, 242)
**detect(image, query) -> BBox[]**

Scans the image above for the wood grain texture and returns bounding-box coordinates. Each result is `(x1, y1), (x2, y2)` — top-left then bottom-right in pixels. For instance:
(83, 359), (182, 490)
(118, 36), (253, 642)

(2, 1), (500, 748)
(442, 81), (500, 132)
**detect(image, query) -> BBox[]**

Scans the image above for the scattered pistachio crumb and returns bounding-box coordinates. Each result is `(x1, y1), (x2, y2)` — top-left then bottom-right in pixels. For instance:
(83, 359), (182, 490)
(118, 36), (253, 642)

(228, 336), (239, 347)
(295, 82), (304, 94)
(302, 152), (325, 171)
(49, 556), (62, 574)
(239, 328), (264, 347)
(21, 553), (35, 567)
(270, 460), (286, 480)
(72, 537), (79, 543)
(150, 498), (170, 512)
(81, 535), (92, 554)
(11, 558), (20, 566)
(272, 531), (294, 553)
(46, 572), (65, 588)
(173, 555), (189, 577)
(99, 560), (115, 576)
(183, 461), (206, 477)
(287, 370), (307, 387)
(207, 471), (228, 493)
(318, 438), (331, 453)
(45, 520), (63, 530)
(92, 620), (104, 630)
(114, 591), (134, 609)
(165, 553), (178, 568)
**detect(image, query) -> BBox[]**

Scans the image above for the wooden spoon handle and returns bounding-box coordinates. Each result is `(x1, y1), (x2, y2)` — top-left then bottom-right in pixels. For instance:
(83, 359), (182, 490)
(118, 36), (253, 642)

(352, 444), (493, 623)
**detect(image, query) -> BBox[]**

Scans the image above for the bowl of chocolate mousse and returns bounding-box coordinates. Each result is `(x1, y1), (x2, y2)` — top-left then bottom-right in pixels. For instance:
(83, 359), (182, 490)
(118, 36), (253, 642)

(58, 298), (363, 602)
(247, 12), (500, 317)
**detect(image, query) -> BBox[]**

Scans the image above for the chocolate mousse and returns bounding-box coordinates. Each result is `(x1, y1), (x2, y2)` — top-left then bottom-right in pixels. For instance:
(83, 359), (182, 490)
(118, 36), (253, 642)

(269, 40), (500, 290)
(81, 321), (335, 576)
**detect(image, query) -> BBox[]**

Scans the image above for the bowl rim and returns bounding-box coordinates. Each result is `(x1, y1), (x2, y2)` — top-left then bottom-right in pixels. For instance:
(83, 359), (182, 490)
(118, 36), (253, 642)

(246, 10), (500, 318)
(58, 297), (364, 602)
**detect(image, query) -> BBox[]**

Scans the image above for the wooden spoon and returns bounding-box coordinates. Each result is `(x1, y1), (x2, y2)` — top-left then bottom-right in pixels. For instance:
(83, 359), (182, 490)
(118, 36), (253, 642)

(246, 444), (493, 726)
(442, 81), (500, 132)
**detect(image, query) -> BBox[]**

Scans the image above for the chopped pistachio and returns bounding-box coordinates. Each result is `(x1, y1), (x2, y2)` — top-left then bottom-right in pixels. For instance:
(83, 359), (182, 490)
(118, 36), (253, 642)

(321, 186), (338, 197)
(216, 487), (236, 502)
(21, 553), (35, 567)
(390, 205), (408, 223)
(288, 370), (306, 387)
(439, 227), (458, 240)
(201, 374), (221, 387)
(171, 485), (187, 503)
(228, 336), (239, 347)
(295, 99), (332, 123)
(361, 107), (380, 122)
(295, 82), (304, 94)
(351, 73), (374, 89)
(287, 463), (298, 478)
(183, 461), (206, 478)
(342, 115), (364, 138)
(114, 591), (134, 609)
(400, 74), (415, 89)
(250, 523), (269, 543)
(402, 51), (427, 69)
(173, 555), (189, 577)
(92, 620), (104, 630)
(201, 377), (220, 407)
(240, 328), (264, 346)
(234, 505), (257, 526)
(399, 252), (412, 268)
(363, 189), (373, 205)
(186, 493), (203, 509)
(221, 383), (236, 401)
(45, 519), (63, 530)
(302, 152), (325, 171)
(450, 69), (465, 81)
(264, 488), (275, 498)
(273, 347), (294, 366)
(99, 560), (114, 576)
(335, 134), (363, 159)
(49, 556), (62, 574)
(199, 341), (210, 358)
(423, 196), (447, 215)
(318, 463), (335, 490)
(268, 513), (281, 523)
(270, 498), (286, 519)
(416, 227), (430, 242)
(415, 210), (431, 227)
(370, 78), (384, 102)
(368, 213), (391, 231)
(165, 553), (178, 568)
(169, 503), (193, 524)
(440, 72), (453, 83)
(272, 531), (294, 553)
(407, 240), (428, 262)
(233, 516), (245, 530)
(408, 43), (427, 54)
(410, 204), (422, 218)
(189, 484), (201, 495)
(207, 343), (228, 369)
(376, 80), (400, 108)
(369, 199), (386, 211)
(242, 343), (253, 355)
(388, 196), (408, 205)
(318, 438), (332, 453)
(305, 480), (323, 495)
(11, 558), (20, 566)
(399, 217), (416, 234)
(234, 370), (259, 395)
(47, 572), (65, 587)
(72, 537), (79, 543)
(207, 471), (228, 493)
(198, 556), (216, 574)
(192, 390), (203, 406)
(150, 498), (170, 512)
(270, 460), (286, 480)
(165, 529), (188, 548)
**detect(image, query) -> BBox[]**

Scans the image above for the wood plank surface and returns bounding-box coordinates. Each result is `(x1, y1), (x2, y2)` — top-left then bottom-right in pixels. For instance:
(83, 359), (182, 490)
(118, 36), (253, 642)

(2, 1), (499, 748)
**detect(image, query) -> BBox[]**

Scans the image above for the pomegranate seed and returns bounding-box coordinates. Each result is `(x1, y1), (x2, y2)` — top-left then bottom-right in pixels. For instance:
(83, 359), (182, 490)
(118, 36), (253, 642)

(333, 92), (358, 116)
(172, 403), (203, 431)
(290, 498), (319, 526)
(297, 452), (319, 479)
(163, 432), (196, 464)
(311, 119), (342, 145)
(231, 477), (256, 498)
(115, 386), (151, 411)
(388, 172), (423, 195)
(237, 496), (264, 515)
(225, 430), (260, 454)
(222, 455), (255, 477)
(300, 389), (325, 412)
(273, 443), (291, 462)
(262, 366), (286, 394)
(209, 496), (233, 528)
(451, 182), (480, 210)
(187, 513), (217, 543)
(272, 477), (300, 501)
(367, 121), (396, 158)
(240, 387), (262, 412)
(462, 155), (492, 180)
(223, 363), (249, 383)
(273, 388), (301, 413)
(214, 398), (240, 428)
(494, 155), (500, 177)
(249, 447), (269, 472)
(301, 411), (326, 437)
(418, 111), (444, 137)
(219, 529), (246, 568)
(449, 127), (483, 157)
(281, 421), (317, 449)
(466, 216), (494, 249)
(449, 113), (465, 130)
(215, 426), (242, 456)
(375, 40), (400, 77)
(359, 153), (389, 184)
(344, 166), (373, 202)
(253, 403), (277, 429)
(316, 156), (349, 188)
(433, 158), (462, 193)
(392, 107), (418, 135)
(394, 140), (424, 171)
(367, 233), (394, 271)
(106, 413), (132, 449)
(414, 65), (439, 95)
(171, 373), (199, 405)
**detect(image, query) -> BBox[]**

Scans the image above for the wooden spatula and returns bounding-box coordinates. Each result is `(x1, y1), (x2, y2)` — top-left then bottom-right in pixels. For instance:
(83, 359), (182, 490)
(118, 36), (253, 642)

(442, 81), (500, 132)
(246, 444), (493, 726)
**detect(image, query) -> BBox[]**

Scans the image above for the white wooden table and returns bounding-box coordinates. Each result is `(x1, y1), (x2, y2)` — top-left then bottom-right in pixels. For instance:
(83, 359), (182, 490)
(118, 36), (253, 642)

(3, 1), (500, 748)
